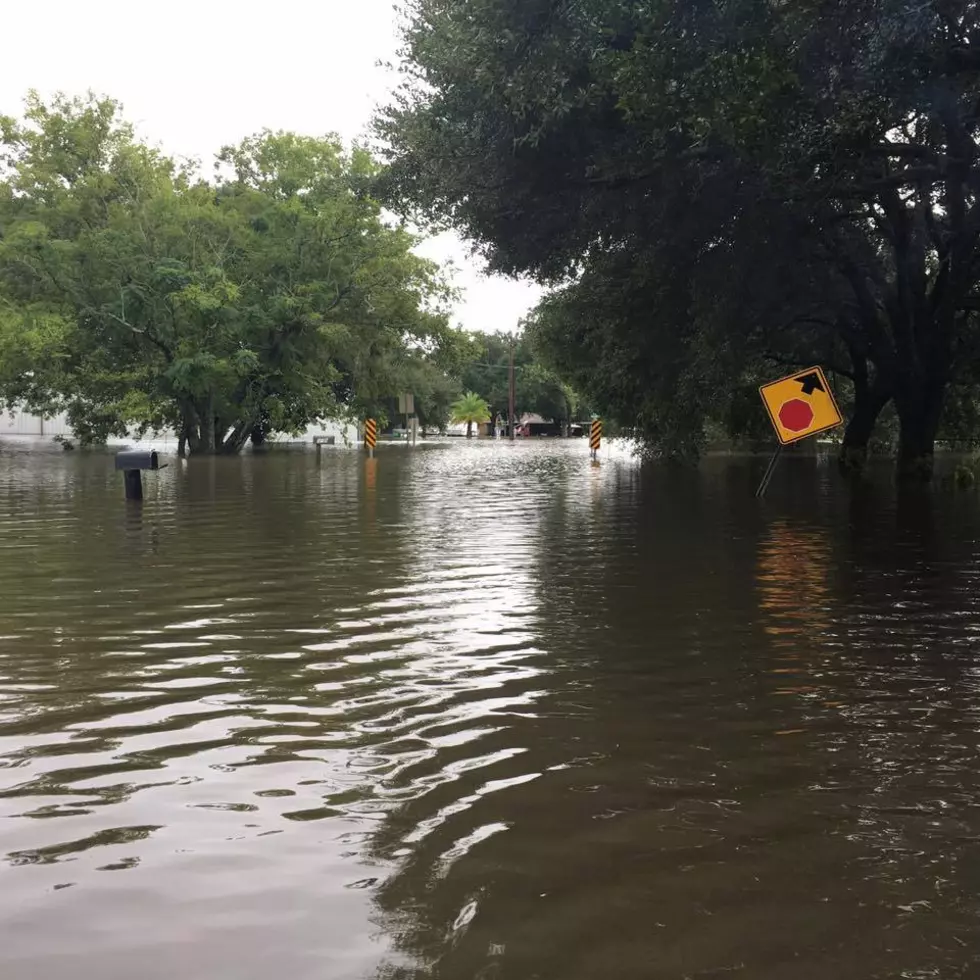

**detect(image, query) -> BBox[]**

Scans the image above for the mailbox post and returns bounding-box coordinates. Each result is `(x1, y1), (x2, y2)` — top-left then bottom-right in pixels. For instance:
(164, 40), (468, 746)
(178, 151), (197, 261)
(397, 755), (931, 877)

(114, 450), (160, 501)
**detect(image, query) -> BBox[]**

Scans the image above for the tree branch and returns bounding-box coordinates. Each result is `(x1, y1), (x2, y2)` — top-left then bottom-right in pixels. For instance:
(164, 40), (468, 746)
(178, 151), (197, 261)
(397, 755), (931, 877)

(763, 351), (854, 380)
(99, 309), (174, 360)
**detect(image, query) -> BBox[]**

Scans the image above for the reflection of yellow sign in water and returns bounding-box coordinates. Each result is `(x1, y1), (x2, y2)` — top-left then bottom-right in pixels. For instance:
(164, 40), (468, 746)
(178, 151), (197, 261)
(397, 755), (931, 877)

(757, 520), (832, 707)
(757, 521), (831, 641)
(363, 457), (376, 526)
(759, 367), (843, 446)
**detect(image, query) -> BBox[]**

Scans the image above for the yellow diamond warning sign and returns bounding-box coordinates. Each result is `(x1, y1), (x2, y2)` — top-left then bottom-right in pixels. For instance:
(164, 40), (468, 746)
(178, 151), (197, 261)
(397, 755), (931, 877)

(759, 366), (843, 446)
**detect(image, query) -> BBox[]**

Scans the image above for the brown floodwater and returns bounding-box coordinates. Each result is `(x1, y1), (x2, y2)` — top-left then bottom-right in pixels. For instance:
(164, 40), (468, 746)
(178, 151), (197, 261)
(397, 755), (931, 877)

(1, 439), (979, 979)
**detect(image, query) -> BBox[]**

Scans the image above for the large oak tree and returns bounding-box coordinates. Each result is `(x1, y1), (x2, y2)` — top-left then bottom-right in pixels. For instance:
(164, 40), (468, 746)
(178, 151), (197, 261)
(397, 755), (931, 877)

(379, 0), (980, 476)
(0, 93), (454, 453)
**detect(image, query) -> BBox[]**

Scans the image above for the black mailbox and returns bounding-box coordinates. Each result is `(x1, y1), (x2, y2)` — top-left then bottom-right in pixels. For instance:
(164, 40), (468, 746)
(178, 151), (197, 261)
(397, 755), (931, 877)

(115, 450), (159, 471)
(115, 450), (162, 501)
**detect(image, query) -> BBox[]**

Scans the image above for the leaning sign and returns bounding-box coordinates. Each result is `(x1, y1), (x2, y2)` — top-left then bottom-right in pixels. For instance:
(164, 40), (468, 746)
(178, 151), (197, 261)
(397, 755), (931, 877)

(755, 367), (844, 498)
(759, 367), (843, 446)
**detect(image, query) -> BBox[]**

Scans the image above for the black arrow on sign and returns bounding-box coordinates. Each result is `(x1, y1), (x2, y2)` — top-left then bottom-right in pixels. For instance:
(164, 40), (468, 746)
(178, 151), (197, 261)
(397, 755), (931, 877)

(797, 372), (825, 396)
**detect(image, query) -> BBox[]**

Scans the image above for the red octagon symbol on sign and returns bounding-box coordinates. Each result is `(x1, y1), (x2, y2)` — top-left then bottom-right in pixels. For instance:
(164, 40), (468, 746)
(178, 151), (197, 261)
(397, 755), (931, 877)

(778, 398), (814, 432)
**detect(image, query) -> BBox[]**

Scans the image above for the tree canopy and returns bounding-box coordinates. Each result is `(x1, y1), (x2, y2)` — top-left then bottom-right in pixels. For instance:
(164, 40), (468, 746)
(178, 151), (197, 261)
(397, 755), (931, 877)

(378, 0), (980, 476)
(460, 329), (586, 431)
(0, 92), (456, 453)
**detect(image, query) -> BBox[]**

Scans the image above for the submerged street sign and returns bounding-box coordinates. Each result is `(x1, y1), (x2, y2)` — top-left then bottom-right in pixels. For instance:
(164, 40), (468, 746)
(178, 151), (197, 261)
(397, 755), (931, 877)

(759, 366), (843, 446)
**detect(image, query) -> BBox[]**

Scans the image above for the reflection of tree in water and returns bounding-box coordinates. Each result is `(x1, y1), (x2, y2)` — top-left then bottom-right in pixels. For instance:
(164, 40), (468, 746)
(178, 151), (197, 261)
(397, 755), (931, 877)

(9, 446), (980, 977)
(753, 502), (980, 971)
(364, 459), (864, 980)
(360, 446), (574, 979)
(0, 451), (390, 848)
(366, 474), (980, 979)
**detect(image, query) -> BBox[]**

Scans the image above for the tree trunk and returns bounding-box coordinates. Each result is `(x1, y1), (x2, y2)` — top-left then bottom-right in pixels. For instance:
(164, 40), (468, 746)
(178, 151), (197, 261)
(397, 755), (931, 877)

(839, 382), (891, 475)
(177, 428), (187, 458)
(178, 402), (202, 456)
(221, 420), (253, 454)
(466, 420), (473, 438)
(250, 414), (268, 447)
(180, 404), (258, 456)
(205, 394), (216, 454)
(895, 380), (946, 483)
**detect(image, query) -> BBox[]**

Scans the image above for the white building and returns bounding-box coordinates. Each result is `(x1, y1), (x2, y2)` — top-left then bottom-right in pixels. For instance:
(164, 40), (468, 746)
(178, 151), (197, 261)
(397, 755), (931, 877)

(0, 407), (358, 448)
(0, 407), (73, 438)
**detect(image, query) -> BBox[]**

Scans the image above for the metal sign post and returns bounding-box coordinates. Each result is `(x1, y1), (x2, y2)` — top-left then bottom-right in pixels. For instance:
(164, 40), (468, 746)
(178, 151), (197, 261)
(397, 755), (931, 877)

(509, 341), (516, 441)
(755, 445), (783, 498)
(398, 394), (415, 445)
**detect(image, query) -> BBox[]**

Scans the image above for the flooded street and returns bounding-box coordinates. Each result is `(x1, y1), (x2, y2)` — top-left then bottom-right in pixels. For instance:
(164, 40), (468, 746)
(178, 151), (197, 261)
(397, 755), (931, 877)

(2, 440), (980, 979)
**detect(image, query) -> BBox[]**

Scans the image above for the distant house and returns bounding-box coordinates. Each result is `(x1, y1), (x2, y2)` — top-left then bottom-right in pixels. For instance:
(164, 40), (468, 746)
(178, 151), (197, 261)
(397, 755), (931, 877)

(474, 415), (590, 438)
(516, 414), (562, 437)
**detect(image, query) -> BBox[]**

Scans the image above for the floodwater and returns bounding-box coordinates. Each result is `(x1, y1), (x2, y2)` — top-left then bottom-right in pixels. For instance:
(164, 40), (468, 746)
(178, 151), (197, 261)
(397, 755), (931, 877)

(1, 439), (979, 980)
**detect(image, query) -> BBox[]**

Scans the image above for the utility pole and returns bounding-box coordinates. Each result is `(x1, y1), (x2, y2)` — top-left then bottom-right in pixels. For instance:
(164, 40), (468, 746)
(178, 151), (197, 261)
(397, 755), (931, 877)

(508, 338), (516, 441)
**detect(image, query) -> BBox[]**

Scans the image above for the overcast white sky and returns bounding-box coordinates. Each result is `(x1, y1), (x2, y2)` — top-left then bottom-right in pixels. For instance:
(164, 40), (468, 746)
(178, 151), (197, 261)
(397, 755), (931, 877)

(0, 0), (542, 334)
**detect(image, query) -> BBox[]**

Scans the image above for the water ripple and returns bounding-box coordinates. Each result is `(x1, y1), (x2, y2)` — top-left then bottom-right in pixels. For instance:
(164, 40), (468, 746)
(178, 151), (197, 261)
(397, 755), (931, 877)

(1, 444), (980, 978)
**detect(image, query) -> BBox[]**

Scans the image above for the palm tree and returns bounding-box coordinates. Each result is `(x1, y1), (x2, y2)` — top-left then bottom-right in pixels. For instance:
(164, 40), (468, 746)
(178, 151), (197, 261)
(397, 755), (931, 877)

(450, 391), (491, 438)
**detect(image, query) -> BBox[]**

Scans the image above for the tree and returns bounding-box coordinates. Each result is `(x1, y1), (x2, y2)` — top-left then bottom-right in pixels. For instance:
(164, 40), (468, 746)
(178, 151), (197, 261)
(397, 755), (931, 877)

(379, 0), (980, 478)
(0, 93), (454, 453)
(460, 329), (586, 433)
(459, 331), (516, 431)
(450, 390), (490, 437)
(402, 320), (471, 433)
